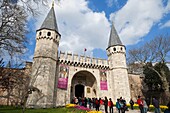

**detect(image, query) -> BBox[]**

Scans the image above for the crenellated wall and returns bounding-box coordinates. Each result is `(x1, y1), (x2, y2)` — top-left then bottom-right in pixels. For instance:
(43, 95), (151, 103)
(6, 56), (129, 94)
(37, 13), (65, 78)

(58, 51), (110, 70)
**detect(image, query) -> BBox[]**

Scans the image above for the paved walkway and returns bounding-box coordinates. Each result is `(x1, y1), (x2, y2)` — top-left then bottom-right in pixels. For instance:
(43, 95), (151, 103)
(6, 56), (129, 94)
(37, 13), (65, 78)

(101, 109), (154, 113)
(98, 107), (154, 113)
(122, 109), (153, 113)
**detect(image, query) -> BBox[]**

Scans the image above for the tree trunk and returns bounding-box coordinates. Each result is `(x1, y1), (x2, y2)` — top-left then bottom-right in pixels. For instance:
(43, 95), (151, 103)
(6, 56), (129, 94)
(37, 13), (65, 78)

(148, 66), (169, 92)
(148, 66), (170, 104)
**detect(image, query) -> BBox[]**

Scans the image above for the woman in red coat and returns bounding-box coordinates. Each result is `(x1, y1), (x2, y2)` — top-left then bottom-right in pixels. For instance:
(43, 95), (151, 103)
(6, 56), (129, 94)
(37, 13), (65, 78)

(137, 96), (144, 113)
(108, 98), (114, 113)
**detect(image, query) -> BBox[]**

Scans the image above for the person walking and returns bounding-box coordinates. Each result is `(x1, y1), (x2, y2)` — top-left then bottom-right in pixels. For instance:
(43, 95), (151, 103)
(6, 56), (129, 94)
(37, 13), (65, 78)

(146, 98), (151, 111)
(123, 98), (128, 111)
(116, 99), (121, 113)
(108, 98), (114, 113)
(143, 98), (148, 113)
(137, 96), (144, 113)
(95, 98), (100, 111)
(87, 98), (92, 109)
(92, 98), (95, 108)
(75, 97), (78, 105)
(129, 98), (134, 110)
(99, 98), (103, 111)
(84, 97), (87, 107)
(120, 97), (125, 113)
(153, 98), (161, 113)
(104, 97), (108, 113)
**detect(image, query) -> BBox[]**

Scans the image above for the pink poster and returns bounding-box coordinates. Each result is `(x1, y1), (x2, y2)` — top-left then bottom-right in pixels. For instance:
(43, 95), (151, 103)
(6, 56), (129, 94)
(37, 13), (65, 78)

(57, 78), (68, 89)
(100, 70), (108, 90)
(100, 81), (108, 90)
(57, 64), (69, 89)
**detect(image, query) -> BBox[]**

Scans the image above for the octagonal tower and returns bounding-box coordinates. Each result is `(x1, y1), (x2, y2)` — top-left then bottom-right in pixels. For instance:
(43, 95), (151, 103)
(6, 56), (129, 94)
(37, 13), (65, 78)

(26, 4), (60, 108)
(106, 22), (131, 102)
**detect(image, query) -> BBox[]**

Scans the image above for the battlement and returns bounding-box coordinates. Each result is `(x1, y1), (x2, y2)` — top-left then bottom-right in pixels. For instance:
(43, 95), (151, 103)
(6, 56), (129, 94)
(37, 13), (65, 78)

(58, 51), (109, 70)
(36, 29), (60, 44)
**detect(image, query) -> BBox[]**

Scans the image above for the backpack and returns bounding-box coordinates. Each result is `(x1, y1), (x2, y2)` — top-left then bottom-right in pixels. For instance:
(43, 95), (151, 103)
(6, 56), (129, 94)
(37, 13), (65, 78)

(110, 101), (114, 107)
(120, 102), (124, 108)
(96, 100), (99, 105)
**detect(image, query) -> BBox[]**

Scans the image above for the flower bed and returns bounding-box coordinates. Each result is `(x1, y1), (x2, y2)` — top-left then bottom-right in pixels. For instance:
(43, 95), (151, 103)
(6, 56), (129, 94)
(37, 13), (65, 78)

(75, 105), (91, 111)
(66, 103), (169, 112)
(87, 111), (102, 113)
(125, 103), (168, 111)
(65, 104), (102, 113)
(66, 104), (77, 108)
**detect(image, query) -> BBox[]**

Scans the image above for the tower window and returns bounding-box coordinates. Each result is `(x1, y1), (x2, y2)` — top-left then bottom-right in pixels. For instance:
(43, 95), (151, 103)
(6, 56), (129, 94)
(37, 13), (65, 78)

(113, 48), (116, 51)
(120, 47), (123, 51)
(39, 32), (42, 36)
(47, 32), (51, 36)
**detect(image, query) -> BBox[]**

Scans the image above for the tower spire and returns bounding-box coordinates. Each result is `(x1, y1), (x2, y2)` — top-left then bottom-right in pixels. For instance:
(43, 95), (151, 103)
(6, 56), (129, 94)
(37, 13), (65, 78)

(39, 1), (59, 32)
(52, 0), (54, 7)
(107, 22), (122, 48)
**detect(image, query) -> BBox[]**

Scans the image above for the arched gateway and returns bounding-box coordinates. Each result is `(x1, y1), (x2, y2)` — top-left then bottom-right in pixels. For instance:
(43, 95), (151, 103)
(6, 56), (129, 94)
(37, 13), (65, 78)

(71, 71), (97, 100)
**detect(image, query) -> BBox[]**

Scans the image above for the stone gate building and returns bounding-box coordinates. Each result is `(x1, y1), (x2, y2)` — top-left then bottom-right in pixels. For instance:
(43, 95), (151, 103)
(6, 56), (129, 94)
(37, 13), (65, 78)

(26, 4), (131, 108)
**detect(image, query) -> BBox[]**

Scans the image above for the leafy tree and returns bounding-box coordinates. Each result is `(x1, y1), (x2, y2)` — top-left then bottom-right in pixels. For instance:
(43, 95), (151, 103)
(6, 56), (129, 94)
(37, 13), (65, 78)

(143, 63), (163, 91)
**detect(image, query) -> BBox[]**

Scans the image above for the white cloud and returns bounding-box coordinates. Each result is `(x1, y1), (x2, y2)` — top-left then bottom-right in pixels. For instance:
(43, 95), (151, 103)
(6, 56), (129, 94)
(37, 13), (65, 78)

(33, 0), (110, 56)
(160, 20), (170, 28)
(110, 0), (169, 45)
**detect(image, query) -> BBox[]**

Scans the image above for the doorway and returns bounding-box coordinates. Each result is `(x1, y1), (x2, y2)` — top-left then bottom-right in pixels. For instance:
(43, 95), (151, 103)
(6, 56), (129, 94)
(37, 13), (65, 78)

(75, 84), (84, 98)
(70, 70), (97, 101)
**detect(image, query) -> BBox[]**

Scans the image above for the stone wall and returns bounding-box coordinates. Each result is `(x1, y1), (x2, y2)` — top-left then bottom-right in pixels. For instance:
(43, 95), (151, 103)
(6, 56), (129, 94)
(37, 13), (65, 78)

(128, 74), (144, 101)
(0, 62), (32, 105)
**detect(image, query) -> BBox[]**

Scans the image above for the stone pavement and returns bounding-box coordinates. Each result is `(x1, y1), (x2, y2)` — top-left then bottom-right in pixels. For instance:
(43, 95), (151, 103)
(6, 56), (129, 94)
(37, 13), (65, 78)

(122, 109), (153, 113)
(99, 107), (154, 113)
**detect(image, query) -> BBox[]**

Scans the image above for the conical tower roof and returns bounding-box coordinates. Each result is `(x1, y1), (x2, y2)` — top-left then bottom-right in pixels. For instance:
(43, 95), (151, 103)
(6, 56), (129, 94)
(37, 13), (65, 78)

(39, 6), (58, 32)
(108, 22), (122, 48)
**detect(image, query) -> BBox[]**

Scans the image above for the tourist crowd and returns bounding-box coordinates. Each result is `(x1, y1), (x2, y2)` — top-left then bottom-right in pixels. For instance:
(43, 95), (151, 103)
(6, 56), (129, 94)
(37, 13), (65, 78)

(137, 95), (170, 113)
(71, 95), (170, 113)
(71, 96), (129, 113)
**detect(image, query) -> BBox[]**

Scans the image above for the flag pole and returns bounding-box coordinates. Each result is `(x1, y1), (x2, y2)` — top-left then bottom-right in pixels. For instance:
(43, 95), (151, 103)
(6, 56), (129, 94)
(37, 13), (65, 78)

(84, 48), (87, 56)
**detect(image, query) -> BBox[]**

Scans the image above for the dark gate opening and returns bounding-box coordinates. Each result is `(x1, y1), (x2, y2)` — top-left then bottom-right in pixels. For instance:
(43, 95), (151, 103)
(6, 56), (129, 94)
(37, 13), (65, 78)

(75, 84), (84, 98)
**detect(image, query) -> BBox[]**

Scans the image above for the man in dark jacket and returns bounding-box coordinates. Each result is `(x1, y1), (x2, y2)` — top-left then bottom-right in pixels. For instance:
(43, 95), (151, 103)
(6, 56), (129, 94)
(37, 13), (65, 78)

(104, 96), (108, 113)
(153, 98), (160, 113)
(129, 98), (134, 110)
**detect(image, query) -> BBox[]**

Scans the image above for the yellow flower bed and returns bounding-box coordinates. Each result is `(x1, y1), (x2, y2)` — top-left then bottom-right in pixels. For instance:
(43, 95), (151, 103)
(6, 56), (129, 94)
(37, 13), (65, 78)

(126, 103), (138, 107)
(149, 105), (154, 108)
(65, 104), (76, 108)
(160, 105), (168, 109)
(126, 103), (168, 109)
(86, 110), (102, 113)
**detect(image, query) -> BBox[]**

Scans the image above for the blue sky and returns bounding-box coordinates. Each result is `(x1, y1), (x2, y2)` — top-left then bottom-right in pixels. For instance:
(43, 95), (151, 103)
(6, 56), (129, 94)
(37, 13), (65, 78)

(23, 0), (170, 62)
